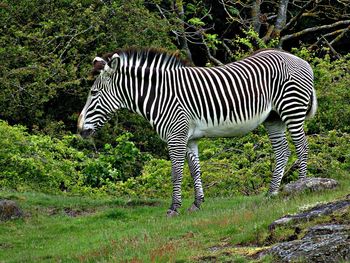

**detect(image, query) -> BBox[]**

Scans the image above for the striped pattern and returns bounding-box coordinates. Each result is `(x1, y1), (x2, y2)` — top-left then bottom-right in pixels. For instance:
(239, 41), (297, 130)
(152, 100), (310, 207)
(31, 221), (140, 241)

(78, 48), (317, 215)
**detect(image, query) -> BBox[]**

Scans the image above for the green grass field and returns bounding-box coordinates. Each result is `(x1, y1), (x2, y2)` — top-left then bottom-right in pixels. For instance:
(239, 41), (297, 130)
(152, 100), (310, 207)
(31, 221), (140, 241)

(0, 177), (349, 263)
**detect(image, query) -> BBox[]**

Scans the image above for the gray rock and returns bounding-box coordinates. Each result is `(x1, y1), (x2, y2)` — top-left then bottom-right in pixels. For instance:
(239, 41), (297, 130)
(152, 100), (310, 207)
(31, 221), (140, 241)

(268, 224), (350, 262)
(282, 177), (338, 195)
(0, 200), (23, 221)
(269, 197), (350, 230)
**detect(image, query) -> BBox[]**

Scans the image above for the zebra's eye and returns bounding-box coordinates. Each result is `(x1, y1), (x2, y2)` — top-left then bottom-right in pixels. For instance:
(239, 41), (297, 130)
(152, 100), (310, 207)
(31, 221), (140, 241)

(91, 90), (99, 96)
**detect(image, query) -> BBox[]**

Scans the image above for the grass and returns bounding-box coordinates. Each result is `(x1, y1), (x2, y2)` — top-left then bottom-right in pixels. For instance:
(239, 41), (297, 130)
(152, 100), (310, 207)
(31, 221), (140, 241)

(0, 176), (349, 263)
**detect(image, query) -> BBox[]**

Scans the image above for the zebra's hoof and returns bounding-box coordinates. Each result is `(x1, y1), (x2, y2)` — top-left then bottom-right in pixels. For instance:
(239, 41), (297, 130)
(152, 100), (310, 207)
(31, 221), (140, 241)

(166, 209), (179, 217)
(266, 191), (279, 199)
(187, 203), (200, 213)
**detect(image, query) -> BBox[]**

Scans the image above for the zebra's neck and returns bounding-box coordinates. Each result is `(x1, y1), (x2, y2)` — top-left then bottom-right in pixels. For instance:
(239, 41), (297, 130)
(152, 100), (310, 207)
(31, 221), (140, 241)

(115, 51), (186, 125)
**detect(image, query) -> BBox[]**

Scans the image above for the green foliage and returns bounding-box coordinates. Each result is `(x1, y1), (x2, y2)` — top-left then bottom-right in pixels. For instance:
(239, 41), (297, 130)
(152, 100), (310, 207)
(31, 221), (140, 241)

(2, 117), (348, 199)
(307, 131), (350, 179)
(230, 28), (279, 60)
(293, 48), (350, 133)
(83, 133), (150, 188)
(0, 120), (149, 194)
(0, 0), (175, 131)
(113, 159), (173, 198)
(204, 33), (222, 51)
(198, 134), (273, 197)
(111, 109), (168, 158)
(0, 120), (84, 192)
(188, 17), (205, 27)
(111, 129), (350, 199)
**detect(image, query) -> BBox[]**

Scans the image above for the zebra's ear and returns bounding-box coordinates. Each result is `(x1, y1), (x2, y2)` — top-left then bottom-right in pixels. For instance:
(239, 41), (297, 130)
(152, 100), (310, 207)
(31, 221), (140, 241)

(103, 63), (114, 74)
(93, 57), (107, 73)
(109, 53), (120, 69)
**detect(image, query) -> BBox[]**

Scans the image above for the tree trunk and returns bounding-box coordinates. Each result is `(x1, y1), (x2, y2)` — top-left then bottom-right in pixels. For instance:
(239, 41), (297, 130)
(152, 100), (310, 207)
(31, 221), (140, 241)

(251, 0), (262, 33)
(272, 0), (289, 38)
(174, 0), (193, 62)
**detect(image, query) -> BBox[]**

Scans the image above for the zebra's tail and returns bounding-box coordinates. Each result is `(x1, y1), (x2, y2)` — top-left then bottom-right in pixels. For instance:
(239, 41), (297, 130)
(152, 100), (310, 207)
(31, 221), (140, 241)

(306, 87), (317, 120)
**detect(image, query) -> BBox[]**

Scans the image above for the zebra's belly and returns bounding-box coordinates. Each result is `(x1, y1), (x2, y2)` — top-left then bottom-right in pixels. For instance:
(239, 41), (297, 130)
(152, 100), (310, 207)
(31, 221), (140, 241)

(188, 110), (270, 140)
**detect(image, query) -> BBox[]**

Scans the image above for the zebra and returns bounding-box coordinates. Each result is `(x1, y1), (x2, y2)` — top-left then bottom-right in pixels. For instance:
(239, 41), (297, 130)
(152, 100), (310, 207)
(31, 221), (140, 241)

(78, 48), (317, 216)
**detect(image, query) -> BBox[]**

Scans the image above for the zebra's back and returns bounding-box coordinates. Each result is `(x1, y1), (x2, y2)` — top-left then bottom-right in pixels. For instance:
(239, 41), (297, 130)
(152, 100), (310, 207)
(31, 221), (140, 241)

(172, 49), (313, 139)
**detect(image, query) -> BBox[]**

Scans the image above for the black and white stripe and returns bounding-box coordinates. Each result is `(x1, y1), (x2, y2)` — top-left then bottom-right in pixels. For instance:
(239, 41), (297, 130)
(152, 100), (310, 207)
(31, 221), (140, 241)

(78, 48), (317, 215)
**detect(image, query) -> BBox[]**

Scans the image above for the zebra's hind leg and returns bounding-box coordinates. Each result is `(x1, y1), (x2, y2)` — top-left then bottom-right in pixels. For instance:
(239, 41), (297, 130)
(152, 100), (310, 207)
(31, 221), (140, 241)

(287, 124), (309, 180)
(264, 120), (291, 195)
(187, 140), (204, 212)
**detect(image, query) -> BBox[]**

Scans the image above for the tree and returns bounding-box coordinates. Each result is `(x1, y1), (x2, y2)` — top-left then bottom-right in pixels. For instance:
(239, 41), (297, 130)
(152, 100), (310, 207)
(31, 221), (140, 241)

(0, 0), (175, 132)
(152, 0), (350, 65)
(221, 0), (350, 49)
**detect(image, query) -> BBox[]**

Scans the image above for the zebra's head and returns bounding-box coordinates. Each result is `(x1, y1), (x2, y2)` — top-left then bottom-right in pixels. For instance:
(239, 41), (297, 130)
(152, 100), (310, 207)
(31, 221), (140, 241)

(78, 54), (121, 137)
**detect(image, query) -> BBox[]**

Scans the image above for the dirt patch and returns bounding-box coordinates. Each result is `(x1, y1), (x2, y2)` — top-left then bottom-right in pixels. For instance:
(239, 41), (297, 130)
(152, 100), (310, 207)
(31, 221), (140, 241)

(196, 243), (270, 262)
(196, 255), (218, 262)
(125, 199), (161, 207)
(0, 200), (23, 221)
(46, 207), (96, 217)
(63, 208), (96, 217)
(0, 243), (14, 249)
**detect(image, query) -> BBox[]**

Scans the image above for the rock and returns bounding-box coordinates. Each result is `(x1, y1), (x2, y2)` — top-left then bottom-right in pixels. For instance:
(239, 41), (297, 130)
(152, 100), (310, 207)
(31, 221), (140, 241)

(282, 177), (338, 195)
(0, 200), (23, 221)
(262, 196), (350, 262)
(267, 224), (350, 262)
(269, 197), (350, 230)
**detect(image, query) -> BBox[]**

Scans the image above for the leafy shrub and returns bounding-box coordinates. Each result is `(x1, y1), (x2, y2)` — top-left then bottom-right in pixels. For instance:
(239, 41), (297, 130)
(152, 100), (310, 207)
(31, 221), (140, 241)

(292, 48), (350, 133)
(107, 109), (168, 159)
(1, 119), (348, 198)
(0, 0), (175, 131)
(112, 130), (350, 199)
(0, 120), (84, 192)
(0, 120), (149, 194)
(83, 133), (150, 188)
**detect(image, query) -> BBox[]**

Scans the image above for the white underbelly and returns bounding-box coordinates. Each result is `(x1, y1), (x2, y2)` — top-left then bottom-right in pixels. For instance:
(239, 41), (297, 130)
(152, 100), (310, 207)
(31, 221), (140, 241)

(188, 109), (270, 140)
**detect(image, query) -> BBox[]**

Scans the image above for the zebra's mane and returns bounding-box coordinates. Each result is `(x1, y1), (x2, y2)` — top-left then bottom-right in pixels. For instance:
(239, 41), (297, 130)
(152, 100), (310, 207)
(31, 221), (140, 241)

(93, 48), (190, 75)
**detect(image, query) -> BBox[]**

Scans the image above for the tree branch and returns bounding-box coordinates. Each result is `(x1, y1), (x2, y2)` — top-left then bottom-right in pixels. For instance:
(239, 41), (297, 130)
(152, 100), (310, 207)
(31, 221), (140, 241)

(204, 45), (224, 66)
(59, 26), (93, 60)
(309, 28), (345, 50)
(173, 0), (193, 63)
(222, 39), (235, 59)
(201, 35), (223, 66)
(279, 19), (350, 47)
(330, 25), (350, 45)
(320, 35), (341, 59)
(283, 0), (315, 32)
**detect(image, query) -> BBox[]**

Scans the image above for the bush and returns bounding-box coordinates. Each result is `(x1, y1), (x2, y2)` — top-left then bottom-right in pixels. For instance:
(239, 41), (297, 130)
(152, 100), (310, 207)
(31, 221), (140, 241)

(292, 48), (350, 133)
(83, 133), (150, 188)
(112, 130), (350, 199)
(0, 120), (149, 194)
(0, 0), (175, 132)
(1, 119), (348, 199)
(0, 120), (84, 192)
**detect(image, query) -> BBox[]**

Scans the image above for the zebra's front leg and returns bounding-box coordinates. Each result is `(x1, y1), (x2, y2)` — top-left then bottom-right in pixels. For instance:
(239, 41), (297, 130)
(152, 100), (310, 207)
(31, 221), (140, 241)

(167, 138), (187, 217)
(187, 140), (204, 212)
